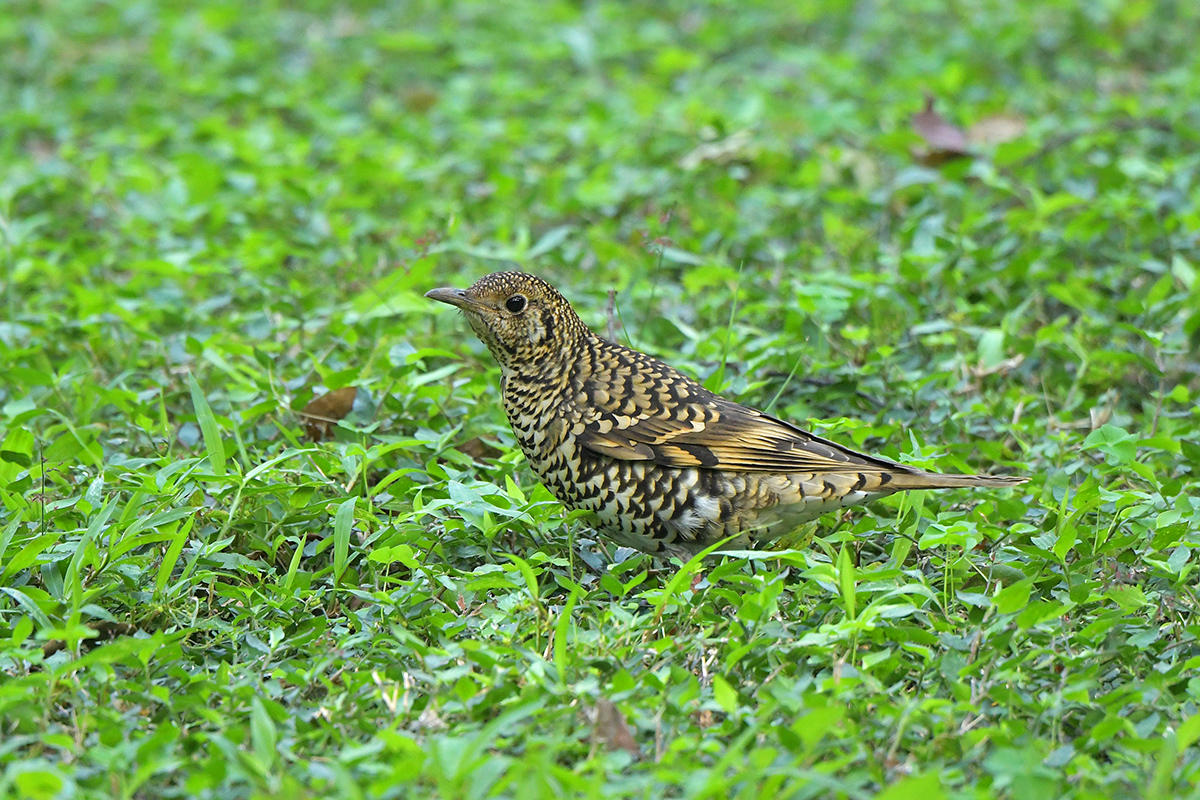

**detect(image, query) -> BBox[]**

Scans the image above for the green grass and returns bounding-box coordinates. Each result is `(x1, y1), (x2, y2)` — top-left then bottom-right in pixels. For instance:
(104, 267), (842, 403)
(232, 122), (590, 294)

(2, 1), (1200, 798)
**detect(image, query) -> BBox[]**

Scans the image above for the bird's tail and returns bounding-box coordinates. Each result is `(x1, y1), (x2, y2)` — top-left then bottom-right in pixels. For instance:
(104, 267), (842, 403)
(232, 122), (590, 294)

(884, 470), (1028, 491)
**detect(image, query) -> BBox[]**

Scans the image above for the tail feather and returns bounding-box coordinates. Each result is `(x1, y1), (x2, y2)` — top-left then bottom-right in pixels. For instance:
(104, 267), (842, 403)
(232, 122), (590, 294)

(884, 470), (1028, 491)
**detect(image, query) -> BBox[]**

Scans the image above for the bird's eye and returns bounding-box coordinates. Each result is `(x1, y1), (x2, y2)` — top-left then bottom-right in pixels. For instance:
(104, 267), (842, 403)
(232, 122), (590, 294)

(505, 294), (527, 314)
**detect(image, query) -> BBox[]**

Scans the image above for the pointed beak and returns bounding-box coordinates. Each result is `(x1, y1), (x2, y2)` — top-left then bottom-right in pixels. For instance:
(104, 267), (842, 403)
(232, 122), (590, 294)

(425, 287), (475, 310)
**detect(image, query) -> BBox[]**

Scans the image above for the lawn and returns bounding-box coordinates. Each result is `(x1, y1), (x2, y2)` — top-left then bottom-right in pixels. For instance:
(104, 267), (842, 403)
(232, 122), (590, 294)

(2, 1), (1199, 798)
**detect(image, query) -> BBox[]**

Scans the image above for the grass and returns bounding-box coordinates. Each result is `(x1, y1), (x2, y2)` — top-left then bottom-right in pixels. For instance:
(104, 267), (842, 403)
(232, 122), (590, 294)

(2, 0), (1200, 798)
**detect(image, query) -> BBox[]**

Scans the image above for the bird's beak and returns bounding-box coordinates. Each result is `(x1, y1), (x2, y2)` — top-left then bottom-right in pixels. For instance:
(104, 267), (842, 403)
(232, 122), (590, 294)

(425, 287), (477, 310)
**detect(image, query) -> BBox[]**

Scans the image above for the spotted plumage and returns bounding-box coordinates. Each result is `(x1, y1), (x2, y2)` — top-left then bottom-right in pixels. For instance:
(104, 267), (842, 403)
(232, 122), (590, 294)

(427, 272), (1027, 559)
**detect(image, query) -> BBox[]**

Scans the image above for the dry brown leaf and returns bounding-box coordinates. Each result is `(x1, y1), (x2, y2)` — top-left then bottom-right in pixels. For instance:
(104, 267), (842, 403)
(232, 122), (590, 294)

(417, 704), (448, 732)
(402, 86), (439, 113)
(678, 129), (753, 170)
(457, 436), (504, 463)
(593, 698), (640, 758)
(911, 94), (970, 164)
(42, 621), (138, 657)
(968, 354), (1025, 378)
(301, 386), (359, 441)
(968, 114), (1026, 146)
(1090, 404), (1113, 431)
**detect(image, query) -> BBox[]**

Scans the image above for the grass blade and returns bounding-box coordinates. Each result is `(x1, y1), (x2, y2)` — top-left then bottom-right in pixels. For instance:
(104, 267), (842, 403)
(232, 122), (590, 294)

(553, 585), (581, 687)
(154, 514), (195, 598)
(652, 536), (737, 625)
(837, 544), (856, 621)
(65, 496), (119, 612)
(187, 372), (226, 477)
(332, 497), (356, 587)
(506, 553), (543, 618)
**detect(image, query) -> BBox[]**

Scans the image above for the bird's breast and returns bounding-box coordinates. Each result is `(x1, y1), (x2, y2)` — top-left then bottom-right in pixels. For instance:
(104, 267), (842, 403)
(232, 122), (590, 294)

(500, 376), (574, 457)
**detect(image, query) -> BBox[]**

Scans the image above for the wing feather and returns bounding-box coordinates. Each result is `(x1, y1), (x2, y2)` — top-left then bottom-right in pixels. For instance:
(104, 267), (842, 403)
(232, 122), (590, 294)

(576, 342), (901, 474)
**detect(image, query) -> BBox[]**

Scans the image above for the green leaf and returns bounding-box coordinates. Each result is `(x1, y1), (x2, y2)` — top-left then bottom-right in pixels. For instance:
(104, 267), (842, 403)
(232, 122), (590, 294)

(977, 328), (1006, 369)
(525, 225), (573, 259)
(1053, 525), (1076, 562)
(187, 373), (226, 477)
(0, 427), (34, 473)
(64, 496), (119, 611)
(154, 514), (195, 598)
(712, 674), (738, 714)
(1171, 254), (1196, 290)
(1016, 600), (1069, 629)
(1106, 585), (1148, 611)
(13, 768), (64, 800)
(1082, 424), (1137, 465)
(506, 553), (543, 616)
(553, 586), (580, 686)
(369, 544), (419, 569)
(0, 587), (54, 630)
(791, 703), (845, 748)
(652, 535), (737, 624)
(1176, 714), (1200, 750)
(332, 497), (357, 587)
(837, 544), (856, 620)
(250, 696), (277, 770)
(875, 772), (947, 800)
(993, 578), (1034, 614)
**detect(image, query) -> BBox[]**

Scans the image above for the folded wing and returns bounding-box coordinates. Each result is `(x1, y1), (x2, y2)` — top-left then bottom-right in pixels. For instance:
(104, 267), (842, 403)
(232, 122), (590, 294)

(576, 344), (901, 474)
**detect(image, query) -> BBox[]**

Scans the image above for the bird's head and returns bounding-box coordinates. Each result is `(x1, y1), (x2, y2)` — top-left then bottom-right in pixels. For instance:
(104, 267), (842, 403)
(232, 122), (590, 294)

(426, 272), (587, 370)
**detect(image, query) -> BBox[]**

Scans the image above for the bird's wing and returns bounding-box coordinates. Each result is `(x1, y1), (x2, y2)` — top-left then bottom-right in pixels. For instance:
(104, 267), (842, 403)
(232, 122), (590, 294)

(576, 344), (899, 474)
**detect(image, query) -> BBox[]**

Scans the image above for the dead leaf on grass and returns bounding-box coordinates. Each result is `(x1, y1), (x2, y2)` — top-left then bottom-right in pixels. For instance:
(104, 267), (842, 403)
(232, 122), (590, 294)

(300, 386), (359, 441)
(968, 114), (1026, 146)
(679, 129), (754, 170)
(593, 698), (640, 758)
(42, 621), (139, 657)
(912, 93), (970, 164)
(457, 436), (503, 463)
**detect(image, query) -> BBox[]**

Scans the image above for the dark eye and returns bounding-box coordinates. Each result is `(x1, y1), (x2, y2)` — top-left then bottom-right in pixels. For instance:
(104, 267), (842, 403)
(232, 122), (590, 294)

(505, 294), (527, 314)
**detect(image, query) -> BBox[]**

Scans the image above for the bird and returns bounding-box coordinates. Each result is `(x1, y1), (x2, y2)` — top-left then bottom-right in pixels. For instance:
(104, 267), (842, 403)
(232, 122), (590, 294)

(426, 272), (1027, 560)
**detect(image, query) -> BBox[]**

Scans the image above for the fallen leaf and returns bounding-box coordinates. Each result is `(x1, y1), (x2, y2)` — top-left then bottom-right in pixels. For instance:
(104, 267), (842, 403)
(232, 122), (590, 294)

(1090, 404), (1113, 431)
(300, 386), (359, 441)
(968, 354), (1025, 379)
(457, 436), (503, 463)
(42, 621), (138, 657)
(968, 114), (1026, 146)
(678, 129), (753, 170)
(417, 704), (447, 732)
(911, 94), (970, 164)
(593, 698), (640, 758)
(401, 86), (439, 112)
